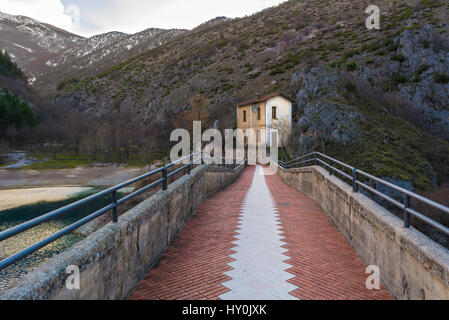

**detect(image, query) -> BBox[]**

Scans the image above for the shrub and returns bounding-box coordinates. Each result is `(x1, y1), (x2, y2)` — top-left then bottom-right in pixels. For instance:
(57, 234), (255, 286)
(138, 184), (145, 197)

(346, 62), (357, 71)
(434, 72), (449, 84)
(392, 74), (407, 85)
(416, 64), (430, 75)
(237, 43), (250, 52)
(422, 39), (431, 49)
(391, 54), (406, 62)
(345, 81), (356, 92)
(344, 49), (360, 59)
(57, 78), (80, 91)
(216, 38), (230, 48)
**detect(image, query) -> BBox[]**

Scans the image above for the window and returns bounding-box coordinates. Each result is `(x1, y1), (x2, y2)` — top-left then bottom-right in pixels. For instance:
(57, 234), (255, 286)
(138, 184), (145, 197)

(272, 106), (277, 119)
(257, 129), (261, 142)
(243, 110), (247, 122)
(257, 107), (261, 120)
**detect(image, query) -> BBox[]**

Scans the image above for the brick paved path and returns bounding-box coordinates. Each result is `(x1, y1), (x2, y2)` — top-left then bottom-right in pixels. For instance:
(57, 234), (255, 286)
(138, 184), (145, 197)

(130, 166), (392, 300)
(129, 166), (255, 300)
(219, 166), (298, 300)
(264, 169), (392, 300)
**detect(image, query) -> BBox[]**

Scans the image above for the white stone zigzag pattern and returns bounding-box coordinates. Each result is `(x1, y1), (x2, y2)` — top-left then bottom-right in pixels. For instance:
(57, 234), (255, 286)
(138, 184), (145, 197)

(219, 166), (298, 300)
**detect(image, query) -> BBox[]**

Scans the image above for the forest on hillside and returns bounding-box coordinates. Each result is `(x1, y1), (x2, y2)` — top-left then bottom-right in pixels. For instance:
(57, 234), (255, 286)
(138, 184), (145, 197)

(0, 50), (174, 166)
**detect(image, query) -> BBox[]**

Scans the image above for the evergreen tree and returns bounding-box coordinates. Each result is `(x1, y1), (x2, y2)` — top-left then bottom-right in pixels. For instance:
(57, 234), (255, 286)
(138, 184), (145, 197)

(0, 50), (26, 79)
(0, 91), (38, 132)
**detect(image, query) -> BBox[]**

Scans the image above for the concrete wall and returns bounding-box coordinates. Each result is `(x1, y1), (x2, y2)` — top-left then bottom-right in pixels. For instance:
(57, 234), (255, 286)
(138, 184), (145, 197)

(0, 164), (245, 300)
(278, 166), (449, 300)
(205, 164), (246, 198)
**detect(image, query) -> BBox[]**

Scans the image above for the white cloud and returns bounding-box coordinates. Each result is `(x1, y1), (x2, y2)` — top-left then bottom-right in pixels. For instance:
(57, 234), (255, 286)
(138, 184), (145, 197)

(0, 0), (287, 37)
(0, 0), (80, 34)
(87, 0), (286, 34)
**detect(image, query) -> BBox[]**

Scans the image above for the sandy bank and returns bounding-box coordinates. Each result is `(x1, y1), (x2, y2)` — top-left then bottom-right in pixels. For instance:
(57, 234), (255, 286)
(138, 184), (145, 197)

(0, 166), (148, 189)
(0, 187), (94, 211)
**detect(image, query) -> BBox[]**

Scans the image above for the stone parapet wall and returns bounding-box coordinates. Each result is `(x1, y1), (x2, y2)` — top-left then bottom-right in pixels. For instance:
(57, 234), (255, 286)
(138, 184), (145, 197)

(278, 166), (449, 300)
(0, 164), (245, 300)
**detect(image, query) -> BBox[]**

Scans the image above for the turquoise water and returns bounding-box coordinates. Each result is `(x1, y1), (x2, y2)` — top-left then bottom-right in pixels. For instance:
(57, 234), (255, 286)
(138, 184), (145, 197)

(0, 189), (120, 291)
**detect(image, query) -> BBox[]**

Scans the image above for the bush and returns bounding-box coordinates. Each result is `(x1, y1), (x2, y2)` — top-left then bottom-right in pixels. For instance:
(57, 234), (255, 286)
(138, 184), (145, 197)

(416, 64), (430, 75)
(391, 54), (406, 62)
(345, 81), (356, 92)
(346, 62), (357, 71)
(434, 72), (449, 84)
(57, 78), (80, 91)
(237, 43), (250, 52)
(343, 49), (360, 59)
(216, 38), (230, 48)
(392, 74), (407, 85)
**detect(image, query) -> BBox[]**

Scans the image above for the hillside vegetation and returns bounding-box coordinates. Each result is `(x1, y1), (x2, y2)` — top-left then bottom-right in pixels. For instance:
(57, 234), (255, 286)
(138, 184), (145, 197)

(52, 0), (449, 193)
(0, 51), (38, 135)
(0, 51), (25, 79)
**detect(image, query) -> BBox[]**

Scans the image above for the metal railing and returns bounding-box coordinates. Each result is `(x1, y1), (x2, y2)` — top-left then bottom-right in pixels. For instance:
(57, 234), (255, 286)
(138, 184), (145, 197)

(277, 152), (449, 238)
(0, 151), (220, 271)
(202, 153), (246, 170)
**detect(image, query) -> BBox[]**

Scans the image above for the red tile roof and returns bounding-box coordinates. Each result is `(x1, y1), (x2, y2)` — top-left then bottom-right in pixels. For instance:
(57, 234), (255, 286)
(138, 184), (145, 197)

(237, 92), (293, 107)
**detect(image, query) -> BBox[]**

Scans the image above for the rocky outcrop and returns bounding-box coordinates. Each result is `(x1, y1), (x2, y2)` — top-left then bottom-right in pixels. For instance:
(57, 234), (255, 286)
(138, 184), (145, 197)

(362, 25), (449, 139)
(289, 66), (364, 155)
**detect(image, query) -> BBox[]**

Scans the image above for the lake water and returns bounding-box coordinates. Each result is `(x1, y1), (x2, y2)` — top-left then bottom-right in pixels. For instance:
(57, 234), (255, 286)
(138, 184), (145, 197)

(0, 188), (124, 292)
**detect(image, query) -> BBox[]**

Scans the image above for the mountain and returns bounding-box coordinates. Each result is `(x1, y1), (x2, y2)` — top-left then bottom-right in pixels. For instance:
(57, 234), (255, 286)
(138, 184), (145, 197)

(0, 11), (83, 83)
(53, 0), (449, 191)
(34, 28), (187, 93)
(0, 11), (186, 91)
(44, 31), (129, 67)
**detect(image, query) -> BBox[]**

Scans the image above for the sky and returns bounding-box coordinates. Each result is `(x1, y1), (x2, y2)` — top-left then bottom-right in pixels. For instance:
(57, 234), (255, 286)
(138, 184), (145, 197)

(0, 0), (287, 37)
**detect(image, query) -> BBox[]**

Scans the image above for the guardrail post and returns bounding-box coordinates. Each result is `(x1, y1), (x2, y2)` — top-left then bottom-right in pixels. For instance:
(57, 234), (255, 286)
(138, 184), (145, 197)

(188, 154), (192, 174)
(112, 191), (118, 223)
(352, 168), (359, 192)
(297, 158), (301, 168)
(404, 194), (411, 228)
(314, 152), (318, 166)
(162, 166), (168, 190)
(329, 160), (332, 176)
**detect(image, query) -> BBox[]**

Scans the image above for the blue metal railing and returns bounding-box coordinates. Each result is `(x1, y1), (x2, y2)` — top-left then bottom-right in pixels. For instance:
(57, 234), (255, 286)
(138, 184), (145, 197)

(0, 151), (221, 271)
(277, 152), (449, 238)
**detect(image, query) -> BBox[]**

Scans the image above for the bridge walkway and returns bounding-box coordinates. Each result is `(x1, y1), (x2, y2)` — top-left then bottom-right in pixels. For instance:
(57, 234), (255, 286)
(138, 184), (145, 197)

(129, 166), (392, 300)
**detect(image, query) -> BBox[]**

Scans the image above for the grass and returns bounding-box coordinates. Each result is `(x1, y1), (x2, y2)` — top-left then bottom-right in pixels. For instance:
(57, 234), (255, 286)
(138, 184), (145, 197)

(5, 152), (149, 170)
(124, 159), (149, 168)
(19, 158), (92, 170)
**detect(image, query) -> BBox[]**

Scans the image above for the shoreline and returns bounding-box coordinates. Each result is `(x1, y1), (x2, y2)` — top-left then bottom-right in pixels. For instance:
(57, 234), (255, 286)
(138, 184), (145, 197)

(0, 166), (148, 190)
(0, 187), (94, 211)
